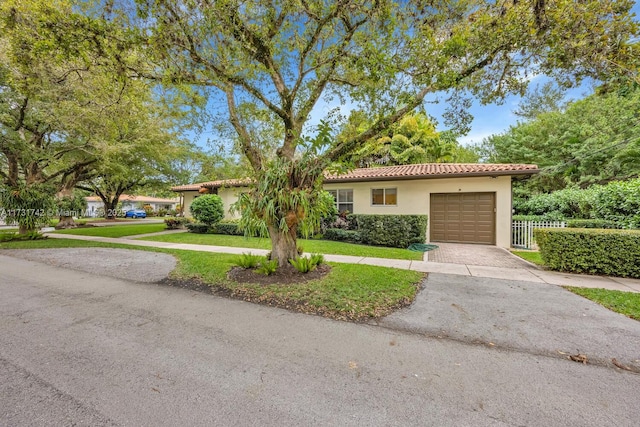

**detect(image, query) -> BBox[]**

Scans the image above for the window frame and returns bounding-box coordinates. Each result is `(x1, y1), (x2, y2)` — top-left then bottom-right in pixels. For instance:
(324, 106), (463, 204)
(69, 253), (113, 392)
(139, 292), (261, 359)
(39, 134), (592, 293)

(371, 187), (398, 206)
(327, 189), (354, 213)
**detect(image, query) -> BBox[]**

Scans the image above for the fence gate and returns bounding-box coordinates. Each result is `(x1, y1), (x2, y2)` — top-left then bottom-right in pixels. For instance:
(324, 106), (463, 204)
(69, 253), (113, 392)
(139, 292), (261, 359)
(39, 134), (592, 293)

(511, 220), (566, 249)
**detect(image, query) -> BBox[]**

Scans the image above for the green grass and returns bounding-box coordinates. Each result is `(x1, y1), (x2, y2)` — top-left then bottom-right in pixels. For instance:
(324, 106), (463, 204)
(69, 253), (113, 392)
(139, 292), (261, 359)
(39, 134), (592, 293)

(512, 250), (544, 266)
(0, 237), (424, 321)
(55, 223), (167, 238)
(566, 287), (640, 321)
(141, 232), (423, 260)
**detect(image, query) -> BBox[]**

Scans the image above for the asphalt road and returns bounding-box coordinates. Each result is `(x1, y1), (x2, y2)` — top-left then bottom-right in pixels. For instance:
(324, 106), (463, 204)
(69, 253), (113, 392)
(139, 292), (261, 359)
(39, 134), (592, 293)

(1, 254), (639, 426)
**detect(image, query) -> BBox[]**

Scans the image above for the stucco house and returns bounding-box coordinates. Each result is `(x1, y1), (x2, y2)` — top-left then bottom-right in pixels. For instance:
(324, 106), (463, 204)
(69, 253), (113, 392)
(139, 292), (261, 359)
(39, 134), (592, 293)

(172, 163), (539, 248)
(85, 194), (179, 217)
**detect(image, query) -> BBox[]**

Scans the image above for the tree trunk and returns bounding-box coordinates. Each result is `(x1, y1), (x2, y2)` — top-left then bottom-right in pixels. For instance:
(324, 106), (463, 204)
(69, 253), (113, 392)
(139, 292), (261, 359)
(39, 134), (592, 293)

(55, 215), (77, 229)
(18, 224), (29, 235)
(104, 199), (119, 220)
(55, 188), (77, 230)
(268, 224), (299, 267)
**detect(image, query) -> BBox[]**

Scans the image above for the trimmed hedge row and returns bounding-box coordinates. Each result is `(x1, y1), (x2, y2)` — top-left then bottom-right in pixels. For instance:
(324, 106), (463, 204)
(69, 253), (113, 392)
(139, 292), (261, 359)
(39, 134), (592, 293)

(565, 219), (621, 229)
(534, 228), (640, 278)
(187, 221), (254, 236)
(325, 214), (427, 248)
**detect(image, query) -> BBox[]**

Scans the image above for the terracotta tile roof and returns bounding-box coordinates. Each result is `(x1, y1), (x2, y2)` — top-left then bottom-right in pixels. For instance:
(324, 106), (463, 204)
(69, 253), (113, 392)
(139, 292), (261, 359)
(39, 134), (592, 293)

(324, 163), (539, 182)
(85, 195), (178, 203)
(171, 163), (539, 191)
(171, 178), (252, 192)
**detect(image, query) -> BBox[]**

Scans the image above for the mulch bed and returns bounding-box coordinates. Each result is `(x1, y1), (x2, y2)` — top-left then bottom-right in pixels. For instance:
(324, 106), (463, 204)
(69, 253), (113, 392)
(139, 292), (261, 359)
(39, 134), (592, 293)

(227, 263), (331, 285)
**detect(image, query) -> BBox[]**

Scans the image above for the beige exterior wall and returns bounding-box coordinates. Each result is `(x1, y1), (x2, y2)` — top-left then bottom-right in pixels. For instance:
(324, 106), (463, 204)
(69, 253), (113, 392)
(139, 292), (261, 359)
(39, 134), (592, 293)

(180, 187), (248, 220)
(324, 176), (513, 248)
(179, 176), (513, 247)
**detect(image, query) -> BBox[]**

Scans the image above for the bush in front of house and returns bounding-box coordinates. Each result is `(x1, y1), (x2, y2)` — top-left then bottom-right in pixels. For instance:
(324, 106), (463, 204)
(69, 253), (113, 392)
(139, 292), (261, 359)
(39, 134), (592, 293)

(164, 217), (190, 229)
(212, 221), (244, 236)
(356, 214), (427, 248)
(189, 194), (224, 227)
(186, 223), (210, 233)
(534, 228), (640, 278)
(324, 228), (362, 244)
(323, 214), (427, 248)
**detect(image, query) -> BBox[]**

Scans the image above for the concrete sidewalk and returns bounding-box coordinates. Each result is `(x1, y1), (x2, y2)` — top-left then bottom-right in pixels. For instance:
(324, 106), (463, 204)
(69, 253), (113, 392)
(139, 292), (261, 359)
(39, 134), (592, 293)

(44, 232), (640, 293)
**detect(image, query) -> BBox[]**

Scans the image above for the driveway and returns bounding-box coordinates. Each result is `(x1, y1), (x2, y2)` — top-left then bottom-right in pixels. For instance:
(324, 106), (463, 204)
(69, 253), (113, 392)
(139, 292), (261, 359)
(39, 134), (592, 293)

(1, 254), (640, 426)
(427, 242), (534, 269)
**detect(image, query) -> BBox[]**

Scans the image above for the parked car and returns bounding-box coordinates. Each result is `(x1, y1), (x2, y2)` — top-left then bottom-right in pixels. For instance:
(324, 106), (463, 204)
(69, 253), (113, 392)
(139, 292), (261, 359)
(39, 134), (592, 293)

(125, 209), (147, 218)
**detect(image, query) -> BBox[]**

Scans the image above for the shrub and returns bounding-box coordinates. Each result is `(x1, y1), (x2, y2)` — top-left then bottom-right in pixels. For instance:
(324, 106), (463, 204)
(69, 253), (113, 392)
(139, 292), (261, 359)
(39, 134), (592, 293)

(324, 228), (362, 244)
(235, 253), (263, 269)
(0, 231), (47, 242)
(190, 194), (224, 227)
(289, 256), (316, 273)
(512, 214), (547, 222)
(212, 221), (243, 235)
(256, 259), (278, 276)
(164, 217), (189, 229)
(534, 228), (640, 278)
(566, 219), (621, 229)
(356, 214), (427, 248)
(592, 179), (640, 229)
(186, 223), (210, 234)
(310, 253), (325, 267)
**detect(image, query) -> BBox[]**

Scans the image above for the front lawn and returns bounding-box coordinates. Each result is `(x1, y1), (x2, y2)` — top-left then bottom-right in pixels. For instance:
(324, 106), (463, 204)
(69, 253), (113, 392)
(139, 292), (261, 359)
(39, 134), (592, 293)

(566, 287), (640, 321)
(141, 232), (423, 260)
(0, 238), (424, 321)
(55, 223), (168, 238)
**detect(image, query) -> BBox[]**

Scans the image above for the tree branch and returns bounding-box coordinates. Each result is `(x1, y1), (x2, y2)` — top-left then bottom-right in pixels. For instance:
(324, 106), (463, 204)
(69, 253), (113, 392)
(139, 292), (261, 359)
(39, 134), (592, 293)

(224, 86), (263, 172)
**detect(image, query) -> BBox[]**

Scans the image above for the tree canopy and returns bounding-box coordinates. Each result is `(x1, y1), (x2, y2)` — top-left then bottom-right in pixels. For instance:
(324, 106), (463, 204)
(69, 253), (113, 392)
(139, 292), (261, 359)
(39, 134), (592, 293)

(479, 86), (640, 192)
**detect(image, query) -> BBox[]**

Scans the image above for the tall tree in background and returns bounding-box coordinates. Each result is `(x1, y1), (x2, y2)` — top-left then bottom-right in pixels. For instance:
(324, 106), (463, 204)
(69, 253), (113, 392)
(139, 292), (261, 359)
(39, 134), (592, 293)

(480, 86), (640, 193)
(124, 0), (637, 265)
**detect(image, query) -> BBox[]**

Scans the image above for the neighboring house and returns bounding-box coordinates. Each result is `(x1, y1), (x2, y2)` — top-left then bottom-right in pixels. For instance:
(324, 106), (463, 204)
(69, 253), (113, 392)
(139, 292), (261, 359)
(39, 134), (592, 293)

(171, 163), (539, 248)
(85, 195), (179, 217)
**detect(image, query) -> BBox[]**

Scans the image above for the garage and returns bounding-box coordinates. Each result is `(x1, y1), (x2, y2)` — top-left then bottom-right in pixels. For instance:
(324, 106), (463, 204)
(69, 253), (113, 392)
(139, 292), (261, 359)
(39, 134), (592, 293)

(430, 192), (496, 245)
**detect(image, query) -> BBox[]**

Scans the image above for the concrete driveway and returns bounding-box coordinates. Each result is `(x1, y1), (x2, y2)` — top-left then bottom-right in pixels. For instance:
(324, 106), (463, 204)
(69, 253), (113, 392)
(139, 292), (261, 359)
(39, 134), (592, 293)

(427, 242), (534, 269)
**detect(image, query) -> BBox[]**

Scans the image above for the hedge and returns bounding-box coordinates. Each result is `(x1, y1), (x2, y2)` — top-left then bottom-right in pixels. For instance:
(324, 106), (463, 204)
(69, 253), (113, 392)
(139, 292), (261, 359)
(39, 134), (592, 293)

(324, 214), (427, 248)
(324, 228), (362, 244)
(186, 223), (210, 234)
(565, 219), (621, 229)
(534, 228), (640, 278)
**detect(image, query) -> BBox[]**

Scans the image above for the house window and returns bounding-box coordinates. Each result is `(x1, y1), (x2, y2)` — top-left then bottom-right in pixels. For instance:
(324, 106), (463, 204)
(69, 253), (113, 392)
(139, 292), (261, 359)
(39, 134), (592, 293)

(371, 188), (397, 206)
(327, 189), (353, 213)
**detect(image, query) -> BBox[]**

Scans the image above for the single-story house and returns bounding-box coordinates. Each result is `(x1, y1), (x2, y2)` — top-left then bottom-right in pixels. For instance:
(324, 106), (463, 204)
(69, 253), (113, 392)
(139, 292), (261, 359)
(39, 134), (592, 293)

(85, 194), (179, 217)
(171, 163), (539, 248)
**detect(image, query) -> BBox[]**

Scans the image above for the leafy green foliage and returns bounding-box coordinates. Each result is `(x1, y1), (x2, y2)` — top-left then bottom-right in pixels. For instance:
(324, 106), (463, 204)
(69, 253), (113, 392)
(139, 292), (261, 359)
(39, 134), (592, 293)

(0, 184), (56, 232)
(212, 221), (243, 236)
(185, 223), (210, 234)
(534, 228), (640, 278)
(289, 256), (317, 274)
(189, 195), (224, 227)
(324, 229), (362, 244)
(310, 253), (325, 266)
(235, 253), (263, 269)
(164, 217), (190, 230)
(481, 87), (640, 193)
(515, 178), (640, 227)
(256, 259), (278, 276)
(356, 215), (428, 248)
(566, 219), (621, 229)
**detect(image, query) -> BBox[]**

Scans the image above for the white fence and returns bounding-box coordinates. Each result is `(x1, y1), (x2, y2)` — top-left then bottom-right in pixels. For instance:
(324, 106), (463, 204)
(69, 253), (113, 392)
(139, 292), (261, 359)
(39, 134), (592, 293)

(512, 220), (566, 249)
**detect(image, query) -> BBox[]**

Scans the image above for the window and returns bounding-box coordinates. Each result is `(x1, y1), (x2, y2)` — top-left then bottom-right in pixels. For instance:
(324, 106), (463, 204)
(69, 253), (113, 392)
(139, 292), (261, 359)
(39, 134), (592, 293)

(371, 188), (397, 206)
(327, 189), (353, 213)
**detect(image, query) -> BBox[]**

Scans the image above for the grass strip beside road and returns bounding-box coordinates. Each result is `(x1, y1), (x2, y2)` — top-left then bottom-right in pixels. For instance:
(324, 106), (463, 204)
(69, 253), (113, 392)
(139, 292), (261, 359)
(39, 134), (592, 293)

(141, 232), (423, 260)
(0, 238), (424, 321)
(55, 223), (167, 238)
(566, 287), (640, 321)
